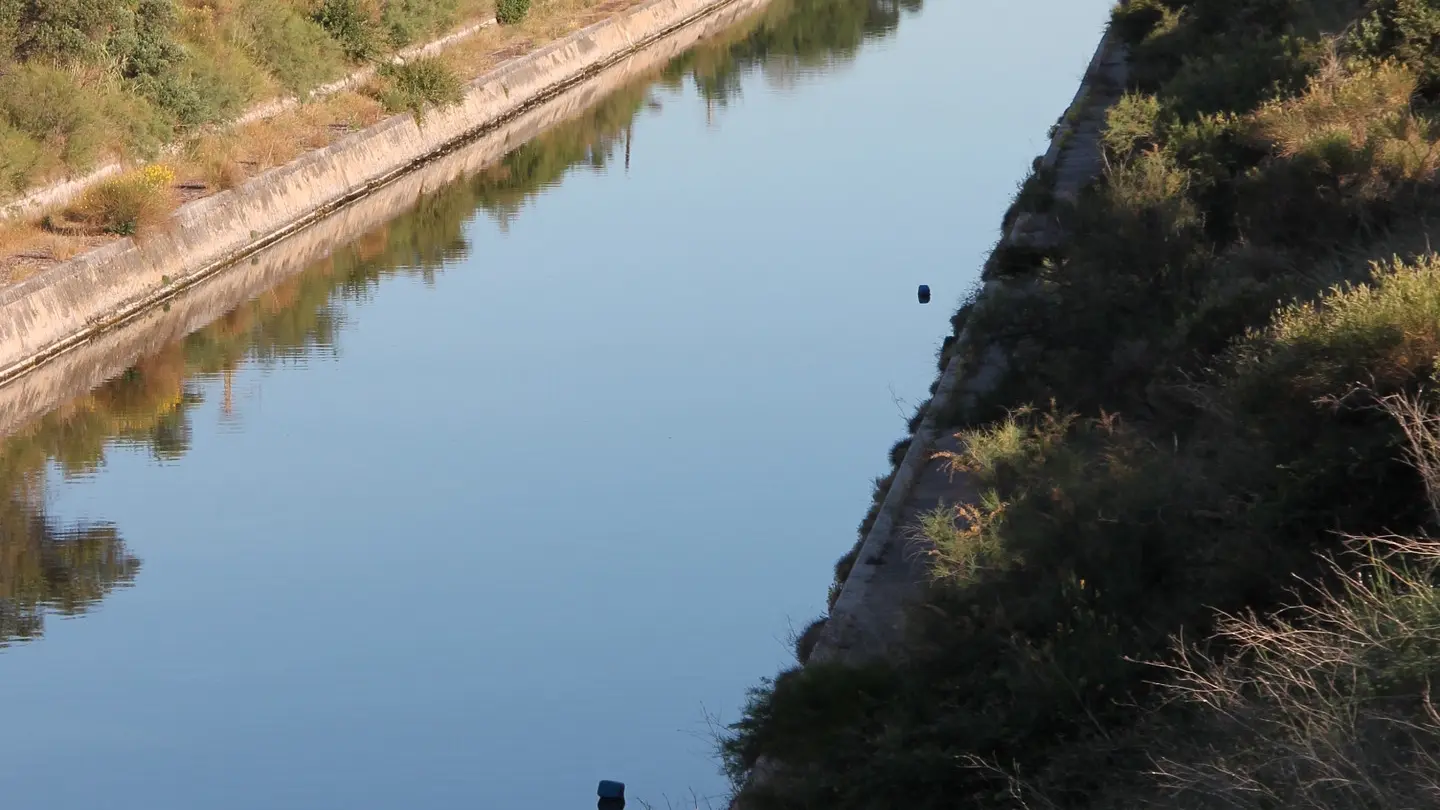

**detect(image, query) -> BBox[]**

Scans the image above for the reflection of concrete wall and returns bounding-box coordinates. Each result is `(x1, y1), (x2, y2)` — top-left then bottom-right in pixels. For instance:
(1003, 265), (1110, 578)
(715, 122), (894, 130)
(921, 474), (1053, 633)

(0, 0), (769, 435)
(0, 0), (767, 387)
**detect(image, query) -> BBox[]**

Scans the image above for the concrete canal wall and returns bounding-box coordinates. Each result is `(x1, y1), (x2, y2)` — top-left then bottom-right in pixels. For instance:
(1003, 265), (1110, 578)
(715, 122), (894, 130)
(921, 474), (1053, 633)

(0, 18), (499, 224)
(0, 0), (765, 387)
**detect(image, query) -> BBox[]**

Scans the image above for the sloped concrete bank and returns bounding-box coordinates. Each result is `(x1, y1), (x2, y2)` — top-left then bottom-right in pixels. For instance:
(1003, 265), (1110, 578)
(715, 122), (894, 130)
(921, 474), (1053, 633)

(731, 18), (1130, 807)
(0, 0), (763, 387)
(0, 0), (767, 433)
(0, 18), (498, 223)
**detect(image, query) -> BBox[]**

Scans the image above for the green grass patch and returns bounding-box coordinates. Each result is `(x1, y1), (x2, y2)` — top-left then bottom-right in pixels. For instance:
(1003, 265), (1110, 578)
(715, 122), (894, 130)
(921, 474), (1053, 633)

(496, 0), (531, 25)
(374, 56), (464, 121)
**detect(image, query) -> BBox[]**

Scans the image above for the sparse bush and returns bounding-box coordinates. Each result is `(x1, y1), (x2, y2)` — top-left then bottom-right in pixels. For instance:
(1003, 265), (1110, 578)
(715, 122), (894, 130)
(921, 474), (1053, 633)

(69, 165), (175, 235)
(1348, 0), (1440, 99)
(374, 55), (463, 121)
(233, 0), (349, 94)
(0, 63), (107, 167)
(1109, 0), (1167, 46)
(203, 156), (245, 191)
(1102, 92), (1161, 159)
(496, 0), (530, 25)
(8, 0), (128, 63)
(313, 0), (382, 61)
(0, 120), (43, 194)
(186, 135), (247, 191)
(380, 0), (460, 47)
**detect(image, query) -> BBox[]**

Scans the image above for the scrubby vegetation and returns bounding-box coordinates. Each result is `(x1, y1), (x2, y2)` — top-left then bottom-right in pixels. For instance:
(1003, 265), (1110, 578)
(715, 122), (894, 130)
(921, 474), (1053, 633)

(495, 0), (529, 24)
(373, 54), (464, 119)
(0, 0), (486, 197)
(66, 164), (176, 235)
(725, 0), (1440, 807)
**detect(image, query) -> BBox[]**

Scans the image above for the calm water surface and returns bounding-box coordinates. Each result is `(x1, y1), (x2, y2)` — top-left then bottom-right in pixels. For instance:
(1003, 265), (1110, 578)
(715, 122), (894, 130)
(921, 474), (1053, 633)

(0, 0), (1110, 805)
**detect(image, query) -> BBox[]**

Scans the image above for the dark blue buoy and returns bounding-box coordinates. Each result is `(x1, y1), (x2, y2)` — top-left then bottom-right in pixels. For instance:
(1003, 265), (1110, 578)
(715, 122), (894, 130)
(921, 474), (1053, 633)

(598, 781), (625, 800)
(917, 284), (931, 304)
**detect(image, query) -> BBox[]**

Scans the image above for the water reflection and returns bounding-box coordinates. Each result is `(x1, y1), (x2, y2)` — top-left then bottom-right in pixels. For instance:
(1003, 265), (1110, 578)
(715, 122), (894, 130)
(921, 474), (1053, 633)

(0, 0), (925, 647)
(0, 508), (138, 646)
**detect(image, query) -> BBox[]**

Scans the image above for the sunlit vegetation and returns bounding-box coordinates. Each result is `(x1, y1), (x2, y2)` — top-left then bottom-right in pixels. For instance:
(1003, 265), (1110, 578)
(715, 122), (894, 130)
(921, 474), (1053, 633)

(0, 0), (488, 197)
(722, 0), (1440, 808)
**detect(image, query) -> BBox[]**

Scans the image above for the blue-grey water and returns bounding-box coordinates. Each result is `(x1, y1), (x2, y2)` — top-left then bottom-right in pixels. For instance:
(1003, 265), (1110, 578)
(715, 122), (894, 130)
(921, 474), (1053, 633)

(0, 0), (1111, 806)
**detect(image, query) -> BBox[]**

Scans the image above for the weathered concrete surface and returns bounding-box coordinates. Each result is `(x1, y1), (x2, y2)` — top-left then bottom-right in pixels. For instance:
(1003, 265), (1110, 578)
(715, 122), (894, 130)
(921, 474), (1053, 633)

(0, 0), (763, 387)
(0, 0), (770, 433)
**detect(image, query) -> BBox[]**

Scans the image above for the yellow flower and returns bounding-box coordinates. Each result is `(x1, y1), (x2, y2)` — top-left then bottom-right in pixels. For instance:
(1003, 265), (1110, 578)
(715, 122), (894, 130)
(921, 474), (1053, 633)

(139, 164), (175, 190)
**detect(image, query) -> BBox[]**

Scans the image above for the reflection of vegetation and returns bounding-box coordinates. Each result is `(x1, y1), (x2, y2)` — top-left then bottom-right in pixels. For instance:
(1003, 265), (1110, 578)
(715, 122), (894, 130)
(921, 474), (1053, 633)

(661, 0), (923, 106)
(0, 0), (915, 645)
(469, 0), (924, 224)
(0, 507), (139, 645)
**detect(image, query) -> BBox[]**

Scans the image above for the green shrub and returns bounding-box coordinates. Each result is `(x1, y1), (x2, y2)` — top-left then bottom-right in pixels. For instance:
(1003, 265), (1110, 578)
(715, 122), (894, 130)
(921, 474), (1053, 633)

(0, 120), (43, 194)
(0, 63), (106, 167)
(1348, 0), (1440, 99)
(0, 0), (21, 58)
(9, 0), (127, 63)
(1109, 0), (1167, 46)
(375, 55), (463, 121)
(1159, 35), (1318, 120)
(1101, 92), (1161, 160)
(720, 662), (904, 785)
(233, 0), (348, 94)
(1233, 254), (1440, 400)
(380, 0), (460, 48)
(313, 0), (382, 61)
(793, 617), (826, 664)
(496, 0), (530, 25)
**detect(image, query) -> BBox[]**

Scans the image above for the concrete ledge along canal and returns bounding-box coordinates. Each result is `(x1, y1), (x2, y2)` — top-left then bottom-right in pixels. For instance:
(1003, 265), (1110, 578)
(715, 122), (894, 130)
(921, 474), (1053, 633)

(0, 0), (1114, 806)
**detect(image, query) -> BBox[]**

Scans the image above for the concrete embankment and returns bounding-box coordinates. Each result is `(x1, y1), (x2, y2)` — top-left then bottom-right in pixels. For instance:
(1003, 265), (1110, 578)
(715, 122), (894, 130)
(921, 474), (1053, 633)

(0, 19), (498, 223)
(0, 0), (765, 387)
(0, 0), (769, 432)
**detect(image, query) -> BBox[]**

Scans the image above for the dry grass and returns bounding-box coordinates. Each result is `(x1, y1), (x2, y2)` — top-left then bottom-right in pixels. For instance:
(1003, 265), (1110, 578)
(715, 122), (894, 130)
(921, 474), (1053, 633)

(0, 220), (101, 284)
(1251, 60), (1440, 184)
(0, 0), (637, 281)
(1115, 391), (1440, 810)
(182, 134), (247, 191)
(950, 392), (1440, 810)
(64, 166), (179, 237)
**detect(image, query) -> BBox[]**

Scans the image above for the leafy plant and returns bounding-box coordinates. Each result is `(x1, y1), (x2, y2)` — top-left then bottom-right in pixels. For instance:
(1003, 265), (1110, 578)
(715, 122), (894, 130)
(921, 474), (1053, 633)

(496, 0), (530, 25)
(374, 55), (463, 121)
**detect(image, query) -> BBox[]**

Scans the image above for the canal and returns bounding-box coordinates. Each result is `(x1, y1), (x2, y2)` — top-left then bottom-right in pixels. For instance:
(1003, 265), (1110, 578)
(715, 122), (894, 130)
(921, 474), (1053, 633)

(0, 0), (1111, 806)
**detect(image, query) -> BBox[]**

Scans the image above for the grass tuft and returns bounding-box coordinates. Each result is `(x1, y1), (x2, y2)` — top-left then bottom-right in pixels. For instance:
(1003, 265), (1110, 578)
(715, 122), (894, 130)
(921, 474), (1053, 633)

(373, 55), (465, 122)
(66, 165), (176, 236)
